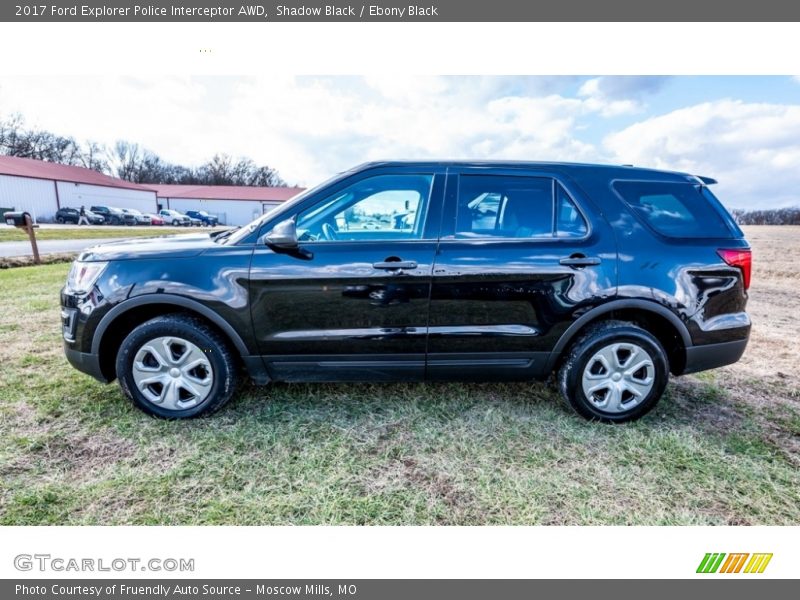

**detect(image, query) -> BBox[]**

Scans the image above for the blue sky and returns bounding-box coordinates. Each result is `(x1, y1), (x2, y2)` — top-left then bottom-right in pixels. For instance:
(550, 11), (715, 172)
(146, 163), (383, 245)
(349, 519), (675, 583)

(1, 75), (799, 208)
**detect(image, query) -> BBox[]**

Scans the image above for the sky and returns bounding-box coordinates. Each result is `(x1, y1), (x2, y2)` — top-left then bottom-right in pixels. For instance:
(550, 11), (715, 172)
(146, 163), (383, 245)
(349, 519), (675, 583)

(1, 75), (799, 209)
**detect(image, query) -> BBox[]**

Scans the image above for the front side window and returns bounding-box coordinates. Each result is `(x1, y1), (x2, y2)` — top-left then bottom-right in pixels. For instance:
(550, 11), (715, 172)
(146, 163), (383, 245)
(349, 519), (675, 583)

(455, 175), (587, 239)
(297, 174), (433, 242)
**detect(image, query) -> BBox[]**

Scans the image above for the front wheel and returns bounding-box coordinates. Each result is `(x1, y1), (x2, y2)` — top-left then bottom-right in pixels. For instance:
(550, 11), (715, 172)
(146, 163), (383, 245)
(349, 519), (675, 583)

(116, 315), (239, 418)
(558, 321), (669, 423)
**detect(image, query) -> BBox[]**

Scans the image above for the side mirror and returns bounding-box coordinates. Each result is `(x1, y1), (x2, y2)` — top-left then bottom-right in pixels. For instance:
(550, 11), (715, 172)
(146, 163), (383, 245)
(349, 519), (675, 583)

(263, 218), (299, 249)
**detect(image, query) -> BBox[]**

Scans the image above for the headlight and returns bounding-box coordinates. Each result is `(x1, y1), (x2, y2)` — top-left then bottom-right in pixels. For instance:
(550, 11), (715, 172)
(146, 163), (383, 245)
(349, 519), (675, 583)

(66, 261), (108, 294)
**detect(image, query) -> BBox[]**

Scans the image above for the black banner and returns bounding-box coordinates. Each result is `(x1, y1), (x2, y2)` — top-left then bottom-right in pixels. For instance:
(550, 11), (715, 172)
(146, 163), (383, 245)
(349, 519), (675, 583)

(4, 0), (800, 22)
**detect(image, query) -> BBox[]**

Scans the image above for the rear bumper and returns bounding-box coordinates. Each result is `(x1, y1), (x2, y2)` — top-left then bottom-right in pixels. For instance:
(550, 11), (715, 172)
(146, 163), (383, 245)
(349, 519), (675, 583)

(682, 338), (749, 375)
(64, 344), (109, 383)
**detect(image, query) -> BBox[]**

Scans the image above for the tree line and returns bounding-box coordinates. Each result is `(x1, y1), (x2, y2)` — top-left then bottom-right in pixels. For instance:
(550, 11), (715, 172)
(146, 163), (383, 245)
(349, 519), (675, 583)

(0, 114), (287, 187)
(731, 207), (800, 225)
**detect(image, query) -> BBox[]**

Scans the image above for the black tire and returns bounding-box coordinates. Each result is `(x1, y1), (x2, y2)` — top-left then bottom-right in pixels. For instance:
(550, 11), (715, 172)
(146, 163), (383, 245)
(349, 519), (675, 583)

(116, 314), (240, 419)
(172, 219), (180, 226)
(557, 320), (669, 423)
(56, 216), (65, 224)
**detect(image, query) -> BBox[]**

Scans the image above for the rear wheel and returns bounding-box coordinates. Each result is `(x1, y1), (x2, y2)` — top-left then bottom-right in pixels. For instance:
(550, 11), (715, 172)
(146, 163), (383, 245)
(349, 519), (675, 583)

(56, 216), (65, 224)
(116, 315), (240, 418)
(558, 321), (668, 423)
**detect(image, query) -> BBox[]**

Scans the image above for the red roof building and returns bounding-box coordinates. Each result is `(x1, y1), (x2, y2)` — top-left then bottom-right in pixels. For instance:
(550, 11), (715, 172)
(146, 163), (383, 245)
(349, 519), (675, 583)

(0, 156), (304, 225)
(0, 156), (152, 191)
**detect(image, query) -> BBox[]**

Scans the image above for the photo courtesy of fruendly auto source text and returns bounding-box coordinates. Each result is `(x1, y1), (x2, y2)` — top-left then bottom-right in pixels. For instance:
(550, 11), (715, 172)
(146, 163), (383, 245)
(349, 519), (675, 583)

(0, 1), (799, 596)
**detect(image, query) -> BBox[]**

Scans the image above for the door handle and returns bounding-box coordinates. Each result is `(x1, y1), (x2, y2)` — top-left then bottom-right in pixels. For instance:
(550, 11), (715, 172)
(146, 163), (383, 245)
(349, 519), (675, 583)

(559, 255), (601, 267)
(373, 260), (418, 270)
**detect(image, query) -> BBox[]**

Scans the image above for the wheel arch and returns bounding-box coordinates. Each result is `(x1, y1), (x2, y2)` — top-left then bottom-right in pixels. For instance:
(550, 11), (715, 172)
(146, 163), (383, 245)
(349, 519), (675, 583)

(92, 295), (250, 382)
(547, 299), (692, 376)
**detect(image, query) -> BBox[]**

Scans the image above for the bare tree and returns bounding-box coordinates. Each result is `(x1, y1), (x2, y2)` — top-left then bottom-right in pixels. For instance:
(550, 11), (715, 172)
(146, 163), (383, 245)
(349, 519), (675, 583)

(2, 114), (288, 188)
(78, 141), (109, 173)
(731, 207), (800, 225)
(0, 114), (83, 164)
(197, 153), (287, 186)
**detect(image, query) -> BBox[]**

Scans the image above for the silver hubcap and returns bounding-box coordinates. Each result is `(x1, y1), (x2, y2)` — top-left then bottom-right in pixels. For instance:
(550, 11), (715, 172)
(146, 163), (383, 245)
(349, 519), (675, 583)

(581, 342), (655, 414)
(131, 336), (214, 411)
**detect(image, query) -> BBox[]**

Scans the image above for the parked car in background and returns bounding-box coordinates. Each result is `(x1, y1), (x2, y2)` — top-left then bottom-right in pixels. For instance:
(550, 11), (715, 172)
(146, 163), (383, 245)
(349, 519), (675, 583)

(61, 161), (751, 422)
(185, 210), (219, 227)
(158, 209), (191, 227)
(146, 213), (164, 226)
(55, 207), (105, 225)
(90, 205), (131, 226)
(120, 208), (152, 226)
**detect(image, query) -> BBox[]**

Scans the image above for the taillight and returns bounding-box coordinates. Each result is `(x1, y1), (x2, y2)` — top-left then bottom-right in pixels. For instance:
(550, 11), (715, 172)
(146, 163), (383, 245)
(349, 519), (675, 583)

(717, 248), (751, 290)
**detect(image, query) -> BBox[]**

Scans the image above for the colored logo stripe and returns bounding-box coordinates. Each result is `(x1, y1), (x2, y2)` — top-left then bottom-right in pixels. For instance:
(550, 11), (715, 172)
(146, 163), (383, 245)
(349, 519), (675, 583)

(719, 553), (749, 573)
(744, 553), (773, 573)
(697, 553), (772, 574)
(697, 553), (726, 573)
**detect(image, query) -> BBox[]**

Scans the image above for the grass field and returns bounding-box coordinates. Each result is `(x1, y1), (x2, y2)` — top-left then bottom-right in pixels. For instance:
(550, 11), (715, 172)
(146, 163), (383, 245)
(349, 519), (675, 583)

(0, 225), (218, 243)
(0, 226), (798, 525)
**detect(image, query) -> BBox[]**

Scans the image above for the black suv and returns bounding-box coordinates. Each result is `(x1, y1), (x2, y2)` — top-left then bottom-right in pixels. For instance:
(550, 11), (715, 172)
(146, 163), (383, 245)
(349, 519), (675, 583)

(55, 207), (105, 225)
(61, 162), (751, 422)
(89, 205), (133, 226)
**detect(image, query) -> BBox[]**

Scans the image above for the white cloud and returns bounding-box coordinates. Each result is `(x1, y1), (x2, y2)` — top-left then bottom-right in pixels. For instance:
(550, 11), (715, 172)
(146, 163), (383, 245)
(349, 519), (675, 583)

(578, 77), (644, 117)
(4, 76), (798, 209)
(603, 99), (800, 208)
(0, 76), (619, 185)
(0, 76), (606, 184)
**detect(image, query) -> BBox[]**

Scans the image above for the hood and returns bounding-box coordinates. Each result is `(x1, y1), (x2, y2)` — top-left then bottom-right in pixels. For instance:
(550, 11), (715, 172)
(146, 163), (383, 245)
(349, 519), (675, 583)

(77, 233), (216, 262)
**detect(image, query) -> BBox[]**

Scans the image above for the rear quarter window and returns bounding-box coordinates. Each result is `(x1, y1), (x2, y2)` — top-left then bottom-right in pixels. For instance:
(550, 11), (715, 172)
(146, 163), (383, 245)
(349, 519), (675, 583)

(612, 180), (735, 238)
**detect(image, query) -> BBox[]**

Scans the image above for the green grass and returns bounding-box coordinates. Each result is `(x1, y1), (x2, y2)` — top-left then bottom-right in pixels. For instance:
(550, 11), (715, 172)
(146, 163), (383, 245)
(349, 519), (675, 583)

(0, 226), (214, 242)
(1, 264), (799, 525)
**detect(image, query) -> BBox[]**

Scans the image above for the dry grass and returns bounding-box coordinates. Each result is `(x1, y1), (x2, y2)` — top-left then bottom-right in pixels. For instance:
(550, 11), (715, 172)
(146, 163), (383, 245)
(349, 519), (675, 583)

(0, 225), (798, 525)
(0, 252), (77, 269)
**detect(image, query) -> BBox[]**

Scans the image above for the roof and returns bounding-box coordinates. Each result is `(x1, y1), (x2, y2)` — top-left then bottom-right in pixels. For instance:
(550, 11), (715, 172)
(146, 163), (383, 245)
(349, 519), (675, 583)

(353, 160), (704, 182)
(0, 155), (154, 192)
(151, 184), (304, 202)
(0, 156), (305, 202)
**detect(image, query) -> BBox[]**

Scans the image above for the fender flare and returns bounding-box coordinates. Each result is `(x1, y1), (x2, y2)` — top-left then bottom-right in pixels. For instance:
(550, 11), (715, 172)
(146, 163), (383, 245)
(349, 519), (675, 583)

(545, 299), (693, 371)
(91, 294), (251, 356)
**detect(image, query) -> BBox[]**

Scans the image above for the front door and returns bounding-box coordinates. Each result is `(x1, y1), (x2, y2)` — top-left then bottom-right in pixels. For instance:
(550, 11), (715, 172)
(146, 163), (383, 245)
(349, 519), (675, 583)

(249, 169), (445, 381)
(427, 169), (617, 380)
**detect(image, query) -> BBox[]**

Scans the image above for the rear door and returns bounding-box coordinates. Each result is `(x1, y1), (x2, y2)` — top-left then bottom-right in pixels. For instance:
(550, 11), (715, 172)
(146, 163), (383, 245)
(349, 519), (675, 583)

(427, 168), (617, 380)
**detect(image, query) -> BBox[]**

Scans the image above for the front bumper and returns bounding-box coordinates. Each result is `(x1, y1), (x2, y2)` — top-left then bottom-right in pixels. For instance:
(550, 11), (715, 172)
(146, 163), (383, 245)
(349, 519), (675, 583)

(683, 338), (749, 374)
(64, 343), (109, 383)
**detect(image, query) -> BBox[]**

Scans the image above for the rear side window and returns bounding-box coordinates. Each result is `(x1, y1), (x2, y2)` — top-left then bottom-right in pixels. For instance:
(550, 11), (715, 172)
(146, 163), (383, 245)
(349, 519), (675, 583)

(556, 184), (588, 238)
(456, 175), (587, 239)
(613, 180), (734, 238)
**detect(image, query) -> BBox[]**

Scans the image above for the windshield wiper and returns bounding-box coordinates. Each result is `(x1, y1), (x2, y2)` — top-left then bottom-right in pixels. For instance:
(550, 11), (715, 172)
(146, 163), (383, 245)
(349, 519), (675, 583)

(211, 226), (240, 243)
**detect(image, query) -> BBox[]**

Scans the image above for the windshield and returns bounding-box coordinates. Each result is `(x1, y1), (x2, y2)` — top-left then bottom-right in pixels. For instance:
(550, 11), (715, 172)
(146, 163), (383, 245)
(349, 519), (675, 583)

(222, 169), (351, 245)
